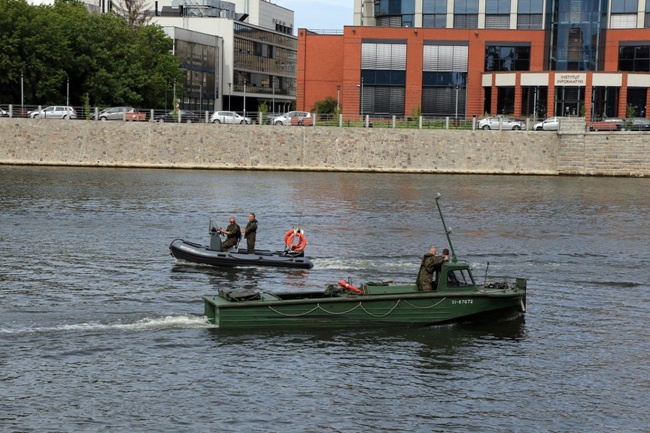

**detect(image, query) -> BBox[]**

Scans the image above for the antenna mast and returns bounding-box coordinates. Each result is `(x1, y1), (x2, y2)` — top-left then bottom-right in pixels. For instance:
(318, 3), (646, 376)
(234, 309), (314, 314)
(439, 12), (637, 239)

(435, 193), (457, 263)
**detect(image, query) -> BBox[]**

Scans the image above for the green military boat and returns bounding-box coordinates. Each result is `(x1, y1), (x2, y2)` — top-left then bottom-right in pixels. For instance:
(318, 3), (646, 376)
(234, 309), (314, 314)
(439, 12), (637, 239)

(203, 195), (527, 329)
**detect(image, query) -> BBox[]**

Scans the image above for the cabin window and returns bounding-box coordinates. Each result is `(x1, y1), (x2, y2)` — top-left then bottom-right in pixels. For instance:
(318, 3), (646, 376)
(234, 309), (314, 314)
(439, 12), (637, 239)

(447, 269), (474, 287)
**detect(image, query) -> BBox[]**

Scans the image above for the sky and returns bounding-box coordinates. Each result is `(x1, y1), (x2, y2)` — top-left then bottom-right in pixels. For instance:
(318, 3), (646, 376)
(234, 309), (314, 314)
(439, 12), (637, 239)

(276, 0), (354, 31)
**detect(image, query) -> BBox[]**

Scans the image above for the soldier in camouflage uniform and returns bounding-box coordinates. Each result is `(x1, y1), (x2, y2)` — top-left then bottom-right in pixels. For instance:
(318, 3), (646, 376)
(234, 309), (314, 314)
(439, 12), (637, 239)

(243, 213), (258, 254)
(218, 217), (241, 251)
(416, 247), (448, 291)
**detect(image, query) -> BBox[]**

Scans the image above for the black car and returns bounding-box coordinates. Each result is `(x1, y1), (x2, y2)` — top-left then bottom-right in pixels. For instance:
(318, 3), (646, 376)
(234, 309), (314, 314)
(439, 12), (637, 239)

(154, 110), (199, 123)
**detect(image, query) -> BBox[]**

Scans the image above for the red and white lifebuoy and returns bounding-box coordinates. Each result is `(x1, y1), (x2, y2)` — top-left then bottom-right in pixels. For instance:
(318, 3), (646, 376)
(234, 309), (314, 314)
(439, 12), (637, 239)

(284, 229), (308, 253)
(338, 280), (363, 294)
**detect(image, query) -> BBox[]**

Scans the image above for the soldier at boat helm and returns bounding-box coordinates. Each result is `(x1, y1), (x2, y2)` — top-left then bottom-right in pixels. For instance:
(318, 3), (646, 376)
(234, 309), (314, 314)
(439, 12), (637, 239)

(416, 247), (449, 291)
(217, 217), (241, 252)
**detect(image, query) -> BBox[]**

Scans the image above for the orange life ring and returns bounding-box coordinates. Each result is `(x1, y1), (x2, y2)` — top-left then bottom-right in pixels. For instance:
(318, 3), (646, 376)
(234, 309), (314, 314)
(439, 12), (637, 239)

(284, 229), (307, 253)
(338, 280), (363, 294)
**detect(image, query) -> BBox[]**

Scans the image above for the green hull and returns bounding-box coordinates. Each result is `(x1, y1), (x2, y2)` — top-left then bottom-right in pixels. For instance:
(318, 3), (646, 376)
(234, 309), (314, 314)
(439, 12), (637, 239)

(203, 283), (526, 329)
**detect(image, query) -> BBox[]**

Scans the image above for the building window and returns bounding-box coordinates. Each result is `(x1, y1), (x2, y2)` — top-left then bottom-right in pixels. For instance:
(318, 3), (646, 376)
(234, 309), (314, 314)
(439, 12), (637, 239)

(619, 44), (650, 71)
(485, 0), (510, 29)
(485, 45), (531, 71)
(422, 43), (468, 117)
(517, 0), (543, 29)
(361, 41), (407, 115)
(374, 0), (415, 27)
(612, 0), (638, 12)
(611, 0), (638, 30)
(454, 0), (478, 28)
(423, 0), (447, 28)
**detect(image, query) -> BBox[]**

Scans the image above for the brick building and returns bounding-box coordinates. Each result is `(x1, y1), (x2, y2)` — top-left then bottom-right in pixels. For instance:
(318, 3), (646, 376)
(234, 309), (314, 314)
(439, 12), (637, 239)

(298, 0), (650, 121)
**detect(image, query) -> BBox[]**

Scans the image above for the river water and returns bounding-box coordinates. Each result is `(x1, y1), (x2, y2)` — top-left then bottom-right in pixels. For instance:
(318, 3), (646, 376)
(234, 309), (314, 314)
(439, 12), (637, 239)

(1, 166), (648, 432)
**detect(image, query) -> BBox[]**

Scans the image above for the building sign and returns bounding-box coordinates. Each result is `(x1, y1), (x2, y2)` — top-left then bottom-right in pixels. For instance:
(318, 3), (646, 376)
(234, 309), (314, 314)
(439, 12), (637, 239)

(555, 73), (586, 86)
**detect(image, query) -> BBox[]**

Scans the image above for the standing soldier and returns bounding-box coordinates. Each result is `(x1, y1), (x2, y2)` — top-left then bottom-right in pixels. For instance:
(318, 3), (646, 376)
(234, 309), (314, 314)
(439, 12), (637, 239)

(416, 247), (449, 291)
(243, 213), (258, 254)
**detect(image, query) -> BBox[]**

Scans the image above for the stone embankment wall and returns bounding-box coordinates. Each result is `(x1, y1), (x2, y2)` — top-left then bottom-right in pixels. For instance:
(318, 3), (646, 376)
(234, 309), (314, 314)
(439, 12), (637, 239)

(0, 119), (648, 176)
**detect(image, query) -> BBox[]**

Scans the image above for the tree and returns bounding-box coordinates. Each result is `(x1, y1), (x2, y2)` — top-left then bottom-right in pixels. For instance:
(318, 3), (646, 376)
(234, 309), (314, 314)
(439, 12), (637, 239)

(311, 96), (338, 114)
(0, 0), (182, 108)
(112, 0), (152, 28)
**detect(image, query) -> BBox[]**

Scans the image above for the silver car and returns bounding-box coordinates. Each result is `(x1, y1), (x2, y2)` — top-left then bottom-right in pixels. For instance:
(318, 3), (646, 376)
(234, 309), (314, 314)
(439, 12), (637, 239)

(272, 111), (311, 126)
(210, 111), (251, 124)
(478, 116), (523, 130)
(92, 106), (135, 121)
(533, 117), (561, 131)
(28, 106), (77, 119)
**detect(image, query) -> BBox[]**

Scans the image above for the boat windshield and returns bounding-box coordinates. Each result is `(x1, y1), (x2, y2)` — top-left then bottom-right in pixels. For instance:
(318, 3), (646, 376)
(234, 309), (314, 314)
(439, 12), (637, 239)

(447, 269), (475, 288)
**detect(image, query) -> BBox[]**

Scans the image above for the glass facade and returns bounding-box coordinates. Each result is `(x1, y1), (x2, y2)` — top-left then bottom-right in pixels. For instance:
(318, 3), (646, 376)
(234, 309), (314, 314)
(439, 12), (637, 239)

(233, 23), (297, 105)
(547, 0), (608, 71)
(175, 39), (219, 113)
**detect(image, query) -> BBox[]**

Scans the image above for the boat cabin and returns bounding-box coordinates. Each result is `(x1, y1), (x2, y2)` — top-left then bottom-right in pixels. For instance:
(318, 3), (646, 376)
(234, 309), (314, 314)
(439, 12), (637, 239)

(434, 262), (476, 291)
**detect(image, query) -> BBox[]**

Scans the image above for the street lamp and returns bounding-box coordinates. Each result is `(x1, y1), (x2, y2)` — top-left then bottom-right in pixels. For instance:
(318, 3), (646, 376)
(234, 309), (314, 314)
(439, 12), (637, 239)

(243, 79), (247, 118)
(356, 77), (364, 121)
(228, 82), (231, 111)
(21, 70), (24, 116)
(455, 85), (459, 120)
(66, 75), (70, 119)
(337, 85), (340, 113)
(272, 77), (275, 114)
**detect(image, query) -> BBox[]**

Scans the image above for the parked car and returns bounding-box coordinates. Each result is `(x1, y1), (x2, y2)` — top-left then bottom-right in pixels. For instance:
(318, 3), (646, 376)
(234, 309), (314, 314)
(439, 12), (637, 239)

(154, 110), (199, 123)
(28, 106), (77, 119)
(534, 116), (561, 131)
(265, 112), (282, 124)
(272, 111), (311, 126)
(91, 106), (135, 121)
(589, 118), (624, 131)
(210, 111), (251, 124)
(478, 116), (523, 130)
(625, 118), (650, 131)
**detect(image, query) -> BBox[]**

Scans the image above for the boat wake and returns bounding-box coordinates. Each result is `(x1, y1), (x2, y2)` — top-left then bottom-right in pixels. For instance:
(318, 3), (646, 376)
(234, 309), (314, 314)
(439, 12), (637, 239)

(1, 314), (214, 335)
(315, 256), (417, 271)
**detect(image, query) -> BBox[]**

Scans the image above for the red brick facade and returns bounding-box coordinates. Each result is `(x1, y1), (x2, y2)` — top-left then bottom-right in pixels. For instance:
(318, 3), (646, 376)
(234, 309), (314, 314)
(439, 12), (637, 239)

(298, 26), (650, 121)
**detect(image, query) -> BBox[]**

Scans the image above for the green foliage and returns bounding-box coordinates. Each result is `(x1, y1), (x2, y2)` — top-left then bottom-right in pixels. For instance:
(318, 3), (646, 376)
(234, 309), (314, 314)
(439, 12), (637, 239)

(626, 103), (636, 129)
(410, 105), (422, 118)
(258, 101), (268, 114)
(83, 92), (91, 119)
(0, 0), (182, 108)
(311, 96), (338, 114)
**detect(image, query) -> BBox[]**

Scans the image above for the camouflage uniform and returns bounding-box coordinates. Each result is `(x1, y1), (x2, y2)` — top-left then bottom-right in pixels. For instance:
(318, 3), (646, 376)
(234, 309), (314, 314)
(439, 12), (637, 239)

(244, 218), (258, 254)
(220, 222), (241, 251)
(416, 254), (446, 291)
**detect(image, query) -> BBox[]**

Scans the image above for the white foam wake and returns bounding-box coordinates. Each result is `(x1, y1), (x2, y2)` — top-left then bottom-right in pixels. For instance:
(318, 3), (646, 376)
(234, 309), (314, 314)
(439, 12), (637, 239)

(1, 314), (214, 335)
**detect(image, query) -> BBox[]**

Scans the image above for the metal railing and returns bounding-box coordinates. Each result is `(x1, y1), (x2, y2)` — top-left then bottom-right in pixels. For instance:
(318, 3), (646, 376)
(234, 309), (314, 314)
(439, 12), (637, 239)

(8, 104), (637, 131)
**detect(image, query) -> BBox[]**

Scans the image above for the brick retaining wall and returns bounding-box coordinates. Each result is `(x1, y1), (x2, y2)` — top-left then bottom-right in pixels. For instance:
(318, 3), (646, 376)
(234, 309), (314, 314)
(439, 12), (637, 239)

(0, 119), (647, 176)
